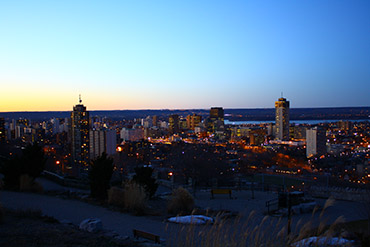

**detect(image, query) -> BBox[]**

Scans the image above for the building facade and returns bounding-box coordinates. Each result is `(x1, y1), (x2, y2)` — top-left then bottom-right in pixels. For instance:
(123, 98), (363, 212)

(89, 129), (117, 159)
(168, 114), (179, 134)
(275, 97), (290, 141)
(210, 107), (224, 123)
(186, 114), (202, 130)
(209, 107), (224, 133)
(306, 126), (327, 157)
(120, 127), (144, 142)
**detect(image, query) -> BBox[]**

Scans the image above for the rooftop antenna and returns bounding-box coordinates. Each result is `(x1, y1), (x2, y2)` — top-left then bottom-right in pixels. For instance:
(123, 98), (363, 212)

(281, 92), (283, 98)
(79, 94), (82, 104)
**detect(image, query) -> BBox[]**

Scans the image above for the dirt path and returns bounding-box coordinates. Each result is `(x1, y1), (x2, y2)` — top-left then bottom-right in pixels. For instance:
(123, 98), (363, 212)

(1, 191), (168, 238)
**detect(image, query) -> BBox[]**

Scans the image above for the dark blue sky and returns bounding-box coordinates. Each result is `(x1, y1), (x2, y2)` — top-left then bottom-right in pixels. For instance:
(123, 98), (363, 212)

(0, 0), (369, 111)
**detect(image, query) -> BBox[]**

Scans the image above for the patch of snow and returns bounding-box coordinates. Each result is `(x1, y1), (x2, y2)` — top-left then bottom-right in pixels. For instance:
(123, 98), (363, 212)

(167, 215), (214, 225)
(292, 236), (354, 247)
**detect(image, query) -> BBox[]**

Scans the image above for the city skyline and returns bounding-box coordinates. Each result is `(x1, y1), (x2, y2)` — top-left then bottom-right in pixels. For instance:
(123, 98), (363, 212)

(1, 0), (370, 111)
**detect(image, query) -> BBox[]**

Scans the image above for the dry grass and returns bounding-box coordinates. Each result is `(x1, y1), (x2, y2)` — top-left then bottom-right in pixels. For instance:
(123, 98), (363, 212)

(168, 187), (194, 215)
(168, 197), (355, 247)
(19, 174), (43, 193)
(107, 186), (125, 207)
(169, 211), (286, 247)
(123, 181), (147, 214)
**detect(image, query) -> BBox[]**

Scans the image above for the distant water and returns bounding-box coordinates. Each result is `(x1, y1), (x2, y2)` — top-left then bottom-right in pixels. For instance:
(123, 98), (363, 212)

(225, 119), (370, 125)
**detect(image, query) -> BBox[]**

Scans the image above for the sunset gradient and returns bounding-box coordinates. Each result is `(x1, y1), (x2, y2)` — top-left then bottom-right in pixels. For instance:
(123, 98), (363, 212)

(1, 0), (369, 111)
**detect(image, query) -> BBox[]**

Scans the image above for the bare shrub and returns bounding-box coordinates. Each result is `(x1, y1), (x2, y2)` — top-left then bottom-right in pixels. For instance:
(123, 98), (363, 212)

(107, 186), (125, 207)
(167, 187), (194, 215)
(123, 181), (147, 214)
(19, 174), (43, 193)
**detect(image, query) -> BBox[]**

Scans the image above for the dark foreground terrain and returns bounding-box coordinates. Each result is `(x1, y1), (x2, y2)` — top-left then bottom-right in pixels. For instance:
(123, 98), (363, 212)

(0, 208), (133, 247)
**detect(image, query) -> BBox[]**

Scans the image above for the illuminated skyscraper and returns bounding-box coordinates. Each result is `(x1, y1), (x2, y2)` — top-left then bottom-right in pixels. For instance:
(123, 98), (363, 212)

(275, 97), (290, 141)
(71, 96), (90, 173)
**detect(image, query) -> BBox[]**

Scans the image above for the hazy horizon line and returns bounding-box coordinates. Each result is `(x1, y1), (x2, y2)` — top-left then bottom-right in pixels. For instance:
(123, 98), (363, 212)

(1, 105), (370, 113)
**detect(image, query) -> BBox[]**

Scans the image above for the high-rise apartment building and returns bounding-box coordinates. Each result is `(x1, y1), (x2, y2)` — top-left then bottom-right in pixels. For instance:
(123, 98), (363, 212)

(89, 129), (116, 159)
(71, 98), (90, 172)
(306, 127), (326, 157)
(275, 97), (290, 141)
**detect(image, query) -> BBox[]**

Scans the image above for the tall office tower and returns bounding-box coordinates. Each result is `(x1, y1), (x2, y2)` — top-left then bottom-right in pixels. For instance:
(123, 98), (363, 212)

(15, 125), (24, 139)
(210, 107), (224, 123)
(51, 118), (60, 134)
(275, 97), (290, 141)
(152, 115), (158, 127)
(71, 97), (90, 173)
(179, 118), (188, 131)
(186, 114), (202, 130)
(208, 107), (224, 133)
(0, 118), (5, 143)
(168, 114), (179, 134)
(306, 127), (326, 157)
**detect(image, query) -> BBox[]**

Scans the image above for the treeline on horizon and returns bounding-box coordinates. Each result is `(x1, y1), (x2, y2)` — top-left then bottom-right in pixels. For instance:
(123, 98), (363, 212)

(0, 107), (370, 121)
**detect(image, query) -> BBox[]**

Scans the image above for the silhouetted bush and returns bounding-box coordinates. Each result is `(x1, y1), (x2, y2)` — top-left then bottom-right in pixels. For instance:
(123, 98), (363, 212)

(132, 166), (158, 199)
(20, 143), (46, 179)
(1, 143), (45, 190)
(167, 187), (194, 215)
(89, 152), (114, 200)
(1, 157), (22, 190)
